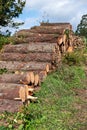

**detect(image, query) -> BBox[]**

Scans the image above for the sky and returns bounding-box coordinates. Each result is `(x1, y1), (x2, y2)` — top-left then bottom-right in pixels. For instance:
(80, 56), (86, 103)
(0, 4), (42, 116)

(1, 0), (87, 34)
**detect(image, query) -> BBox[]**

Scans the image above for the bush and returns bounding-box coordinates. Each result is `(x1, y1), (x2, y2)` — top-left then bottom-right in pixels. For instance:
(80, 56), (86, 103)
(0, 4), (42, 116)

(0, 35), (11, 50)
(63, 50), (86, 65)
(83, 37), (87, 47)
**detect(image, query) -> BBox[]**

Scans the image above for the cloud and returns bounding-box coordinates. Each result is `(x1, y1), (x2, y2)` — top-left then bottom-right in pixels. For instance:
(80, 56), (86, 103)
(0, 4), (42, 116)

(24, 0), (87, 31)
(2, 0), (87, 34)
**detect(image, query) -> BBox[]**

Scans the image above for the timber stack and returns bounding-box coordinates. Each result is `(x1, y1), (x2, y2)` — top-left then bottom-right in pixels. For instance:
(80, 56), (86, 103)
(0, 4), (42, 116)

(0, 22), (81, 112)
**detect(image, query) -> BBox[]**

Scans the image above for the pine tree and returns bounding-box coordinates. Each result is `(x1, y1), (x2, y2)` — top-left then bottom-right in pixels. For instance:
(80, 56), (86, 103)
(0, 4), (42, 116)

(76, 14), (87, 38)
(0, 0), (25, 34)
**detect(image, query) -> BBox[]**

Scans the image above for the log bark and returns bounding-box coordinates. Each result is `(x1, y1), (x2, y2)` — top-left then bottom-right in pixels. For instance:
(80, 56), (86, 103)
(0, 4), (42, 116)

(0, 83), (23, 100)
(39, 71), (47, 82)
(2, 43), (57, 53)
(0, 52), (56, 62)
(29, 27), (65, 34)
(0, 73), (31, 84)
(0, 83), (35, 100)
(14, 33), (59, 43)
(0, 61), (51, 72)
(17, 31), (59, 38)
(0, 71), (47, 84)
(0, 99), (22, 112)
(16, 30), (63, 37)
(40, 23), (72, 30)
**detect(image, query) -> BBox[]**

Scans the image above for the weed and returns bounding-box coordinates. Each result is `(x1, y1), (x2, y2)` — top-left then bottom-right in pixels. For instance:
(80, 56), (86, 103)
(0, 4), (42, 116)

(0, 68), (8, 74)
(63, 49), (86, 65)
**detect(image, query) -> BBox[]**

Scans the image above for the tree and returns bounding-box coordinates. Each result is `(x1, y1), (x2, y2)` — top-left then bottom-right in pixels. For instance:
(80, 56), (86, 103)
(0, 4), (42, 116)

(76, 14), (87, 38)
(0, 0), (25, 35)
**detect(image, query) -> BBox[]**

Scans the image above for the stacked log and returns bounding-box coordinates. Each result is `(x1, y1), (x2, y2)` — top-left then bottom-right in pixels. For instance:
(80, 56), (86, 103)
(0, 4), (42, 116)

(72, 35), (85, 49)
(2, 43), (57, 53)
(0, 22), (73, 112)
(40, 22), (72, 30)
(0, 71), (42, 112)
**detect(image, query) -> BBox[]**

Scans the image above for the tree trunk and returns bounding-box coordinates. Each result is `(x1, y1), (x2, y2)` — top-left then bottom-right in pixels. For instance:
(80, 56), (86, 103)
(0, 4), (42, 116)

(3, 43), (57, 53)
(0, 83), (22, 100)
(14, 33), (59, 43)
(16, 31), (62, 38)
(38, 71), (47, 82)
(0, 99), (22, 112)
(0, 73), (30, 84)
(0, 71), (47, 84)
(0, 61), (51, 72)
(0, 83), (36, 100)
(40, 23), (72, 30)
(0, 52), (56, 62)
(29, 27), (65, 34)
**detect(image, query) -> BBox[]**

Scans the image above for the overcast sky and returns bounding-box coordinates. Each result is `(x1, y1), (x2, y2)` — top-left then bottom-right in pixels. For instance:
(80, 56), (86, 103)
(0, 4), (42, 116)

(3, 0), (87, 34)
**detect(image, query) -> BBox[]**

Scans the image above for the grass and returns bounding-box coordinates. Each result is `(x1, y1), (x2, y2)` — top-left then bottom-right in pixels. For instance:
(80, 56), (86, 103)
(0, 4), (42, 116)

(0, 65), (87, 130)
(0, 68), (8, 74)
(0, 35), (16, 50)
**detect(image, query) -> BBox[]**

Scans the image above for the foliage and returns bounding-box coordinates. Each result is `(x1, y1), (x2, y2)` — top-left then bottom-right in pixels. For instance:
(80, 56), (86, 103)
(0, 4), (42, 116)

(76, 14), (87, 38)
(64, 29), (70, 39)
(63, 49), (86, 65)
(0, 34), (18, 50)
(83, 37), (87, 47)
(0, 68), (8, 74)
(0, 0), (25, 34)
(0, 35), (11, 49)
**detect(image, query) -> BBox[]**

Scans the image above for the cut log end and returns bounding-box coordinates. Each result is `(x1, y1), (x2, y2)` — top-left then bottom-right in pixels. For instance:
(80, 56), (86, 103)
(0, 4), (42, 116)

(34, 74), (40, 86)
(46, 64), (50, 73)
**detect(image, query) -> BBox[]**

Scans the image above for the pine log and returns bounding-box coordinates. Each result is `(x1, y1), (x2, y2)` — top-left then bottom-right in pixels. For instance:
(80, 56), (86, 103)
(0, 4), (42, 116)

(16, 31), (61, 38)
(0, 71), (47, 84)
(0, 83), (35, 99)
(29, 72), (35, 84)
(25, 73), (30, 84)
(0, 99), (22, 112)
(0, 61), (51, 72)
(28, 27), (65, 34)
(19, 70), (48, 83)
(34, 74), (39, 86)
(0, 83), (23, 100)
(0, 52), (56, 62)
(14, 33), (59, 43)
(17, 31), (59, 38)
(67, 46), (73, 53)
(38, 71), (47, 82)
(40, 23), (72, 30)
(57, 35), (63, 45)
(0, 73), (30, 84)
(2, 43), (57, 53)
(17, 27), (65, 34)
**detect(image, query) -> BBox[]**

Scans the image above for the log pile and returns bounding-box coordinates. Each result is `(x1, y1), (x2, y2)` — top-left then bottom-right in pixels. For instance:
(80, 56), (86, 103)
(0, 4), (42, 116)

(72, 35), (85, 49)
(0, 22), (83, 112)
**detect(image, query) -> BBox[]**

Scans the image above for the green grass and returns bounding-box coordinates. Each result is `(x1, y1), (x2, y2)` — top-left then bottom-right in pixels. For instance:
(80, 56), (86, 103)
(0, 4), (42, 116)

(0, 65), (87, 130)
(0, 35), (16, 50)
(0, 68), (8, 74)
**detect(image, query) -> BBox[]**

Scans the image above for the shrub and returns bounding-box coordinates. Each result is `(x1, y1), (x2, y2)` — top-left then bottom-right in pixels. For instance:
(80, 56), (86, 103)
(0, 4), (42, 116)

(63, 50), (86, 65)
(0, 35), (11, 50)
